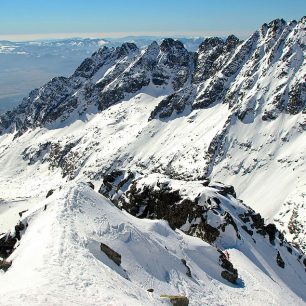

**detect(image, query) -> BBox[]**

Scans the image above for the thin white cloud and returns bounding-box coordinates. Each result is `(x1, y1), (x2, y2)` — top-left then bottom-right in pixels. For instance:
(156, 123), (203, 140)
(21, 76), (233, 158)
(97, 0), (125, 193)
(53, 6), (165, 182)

(0, 30), (252, 41)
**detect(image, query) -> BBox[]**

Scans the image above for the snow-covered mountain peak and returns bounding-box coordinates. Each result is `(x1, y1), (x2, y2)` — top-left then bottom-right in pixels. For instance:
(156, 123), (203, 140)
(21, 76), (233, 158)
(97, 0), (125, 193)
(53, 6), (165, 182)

(114, 41), (140, 59)
(160, 38), (186, 51)
(0, 17), (304, 135)
(0, 18), (305, 304)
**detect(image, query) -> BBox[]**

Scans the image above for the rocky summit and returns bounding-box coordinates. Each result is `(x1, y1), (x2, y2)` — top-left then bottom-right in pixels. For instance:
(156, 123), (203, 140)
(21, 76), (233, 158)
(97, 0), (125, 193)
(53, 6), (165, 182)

(0, 16), (305, 306)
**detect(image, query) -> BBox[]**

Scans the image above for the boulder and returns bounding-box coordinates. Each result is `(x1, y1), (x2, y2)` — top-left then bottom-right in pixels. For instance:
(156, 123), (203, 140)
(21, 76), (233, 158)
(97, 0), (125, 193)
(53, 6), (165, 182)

(0, 235), (17, 259)
(221, 270), (238, 284)
(160, 295), (189, 306)
(14, 222), (25, 240)
(46, 189), (55, 198)
(219, 251), (238, 284)
(250, 213), (265, 229)
(276, 251), (285, 268)
(265, 223), (277, 243)
(100, 242), (121, 266)
(0, 221), (26, 260)
(0, 260), (12, 272)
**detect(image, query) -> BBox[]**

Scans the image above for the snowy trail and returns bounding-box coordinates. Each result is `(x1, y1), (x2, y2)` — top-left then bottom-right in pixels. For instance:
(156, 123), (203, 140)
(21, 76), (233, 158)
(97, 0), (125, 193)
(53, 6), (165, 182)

(0, 185), (154, 305)
(0, 183), (305, 305)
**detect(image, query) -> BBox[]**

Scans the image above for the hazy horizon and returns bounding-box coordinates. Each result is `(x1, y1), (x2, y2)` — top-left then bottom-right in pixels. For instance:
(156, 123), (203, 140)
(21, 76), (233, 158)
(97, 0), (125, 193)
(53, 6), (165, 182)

(1, 0), (305, 41)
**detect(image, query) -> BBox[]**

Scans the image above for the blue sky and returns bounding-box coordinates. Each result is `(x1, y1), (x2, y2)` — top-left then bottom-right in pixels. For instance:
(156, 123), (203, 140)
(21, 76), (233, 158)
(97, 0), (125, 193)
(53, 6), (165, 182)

(0, 0), (305, 40)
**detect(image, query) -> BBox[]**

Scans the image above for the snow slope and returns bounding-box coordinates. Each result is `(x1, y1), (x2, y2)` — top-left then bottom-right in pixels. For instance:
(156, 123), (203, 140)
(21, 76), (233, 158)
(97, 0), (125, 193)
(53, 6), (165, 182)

(0, 183), (304, 305)
(0, 88), (304, 248)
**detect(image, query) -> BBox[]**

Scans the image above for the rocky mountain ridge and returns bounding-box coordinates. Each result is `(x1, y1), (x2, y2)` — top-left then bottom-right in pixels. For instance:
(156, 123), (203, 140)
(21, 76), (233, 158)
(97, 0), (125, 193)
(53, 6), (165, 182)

(0, 17), (305, 252)
(0, 17), (305, 136)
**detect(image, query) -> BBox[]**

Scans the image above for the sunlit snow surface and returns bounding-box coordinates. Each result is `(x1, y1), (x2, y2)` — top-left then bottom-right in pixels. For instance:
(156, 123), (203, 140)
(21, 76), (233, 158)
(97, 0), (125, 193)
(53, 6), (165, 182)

(0, 92), (304, 244)
(0, 183), (304, 305)
(0, 93), (305, 305)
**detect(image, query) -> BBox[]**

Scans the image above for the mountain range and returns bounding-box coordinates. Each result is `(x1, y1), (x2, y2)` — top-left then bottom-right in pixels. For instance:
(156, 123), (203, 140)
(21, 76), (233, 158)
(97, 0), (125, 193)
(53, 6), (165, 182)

(0, 17), (305, 305)
(0, 36), (204, 114)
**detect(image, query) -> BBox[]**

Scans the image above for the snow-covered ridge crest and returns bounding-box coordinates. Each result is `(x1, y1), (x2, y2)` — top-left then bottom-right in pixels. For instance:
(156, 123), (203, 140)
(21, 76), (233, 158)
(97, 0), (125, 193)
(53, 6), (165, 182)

(0, 182), (305, 305)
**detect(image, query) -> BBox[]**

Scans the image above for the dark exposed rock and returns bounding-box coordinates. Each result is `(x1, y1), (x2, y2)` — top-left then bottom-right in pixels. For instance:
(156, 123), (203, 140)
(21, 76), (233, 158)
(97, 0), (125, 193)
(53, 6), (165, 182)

(219, 252), (234, 272)
(15, 222), (25, 240)
(250, 213), (265, 229)
(18, 210), (28, 218)
(241, 225), (253, 236)
(98, 172), (248, 247)
(265, 223), (277, 243)
(99, 170), (135, 204)
(0, 260), (12, 272)
(287, 246), (292, 254)
(193, 37), (225, 84)
(276, 251), (285, 268)
(181, 259), (192, 277)
(160, 38), (185, 53)
(116, 42), (138, 57)
(195, 222), (220, 244)
(239, 214), (250, 223)
(147, 288), (154, 293)
(219, 250), (238, 283)
(201, 118), (232, 178)
(193, 77), (225, 109)
(149, 87), (194, 121)
(287, 82), (306, 115)
(220, 212), (240, 239)
(193, 35), (241, 85)
(221, 270), (238, 284)
(48, 140), (82, 179)
(278, 231), (285, 244)
(210, 183), (237, 198)
(122, 182), (184, 229)
(46, 189), (55, 198)
(161, 295), (189, 306)
(262, 111), (279, 121)
(0, 221), (27, 260)
(0, 20), (304, 139)
(0, 235), (17, 259)
(224, 35), (241, 52)
(239, 211), (270, 238)
(256, 228), (267, 236)
(87, 182), (95, 190)
(97, 171), (306, 278)
(100, 242), (121, 266)
(22, 142), (51, 165)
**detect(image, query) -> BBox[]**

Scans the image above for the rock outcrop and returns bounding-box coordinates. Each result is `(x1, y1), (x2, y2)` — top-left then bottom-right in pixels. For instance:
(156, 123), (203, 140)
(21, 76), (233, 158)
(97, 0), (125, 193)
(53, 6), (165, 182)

(98, 170), (306, 282)
(100, 242), (122, 266)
